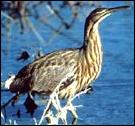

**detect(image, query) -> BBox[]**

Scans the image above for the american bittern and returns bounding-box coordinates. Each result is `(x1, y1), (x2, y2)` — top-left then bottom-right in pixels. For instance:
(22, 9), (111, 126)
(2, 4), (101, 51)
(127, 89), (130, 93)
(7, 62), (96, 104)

(5, 6), (129, 118)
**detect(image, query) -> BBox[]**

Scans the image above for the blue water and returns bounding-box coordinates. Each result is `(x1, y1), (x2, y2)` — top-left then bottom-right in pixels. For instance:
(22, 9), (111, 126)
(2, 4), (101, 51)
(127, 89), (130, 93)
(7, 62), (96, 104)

(1, 1), (134, 125)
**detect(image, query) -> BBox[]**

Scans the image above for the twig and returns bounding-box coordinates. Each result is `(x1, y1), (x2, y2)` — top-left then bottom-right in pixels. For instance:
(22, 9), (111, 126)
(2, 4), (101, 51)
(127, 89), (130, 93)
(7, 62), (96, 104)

(38, 16), (81, 44)
(1, 93), (20, 109)
(24, 17), (45, 44)
(71, 88), (91, 101)
(1, 11), (14, 21)
(38, 98), (52, 125)
(47, 2), (70, 29)
(38, 82), (90, 125)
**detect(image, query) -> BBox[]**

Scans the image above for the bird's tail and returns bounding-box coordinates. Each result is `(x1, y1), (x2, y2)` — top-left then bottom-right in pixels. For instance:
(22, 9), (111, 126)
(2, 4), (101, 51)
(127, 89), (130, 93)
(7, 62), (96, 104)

(5, 75), (16, 89)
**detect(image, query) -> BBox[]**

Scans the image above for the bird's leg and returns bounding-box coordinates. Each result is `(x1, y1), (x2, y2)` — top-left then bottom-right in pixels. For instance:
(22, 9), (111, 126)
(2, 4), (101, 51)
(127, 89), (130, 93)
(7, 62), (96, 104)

(72, 117), (78, 125)
(45, 110), (52, 124)
(68, 102), (78, 119)
(66, 88), (91, 124)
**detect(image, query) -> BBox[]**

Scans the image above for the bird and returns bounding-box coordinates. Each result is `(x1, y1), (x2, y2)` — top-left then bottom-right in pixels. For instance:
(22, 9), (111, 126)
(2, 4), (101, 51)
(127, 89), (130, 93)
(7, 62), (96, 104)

(5, 6), (129, 116)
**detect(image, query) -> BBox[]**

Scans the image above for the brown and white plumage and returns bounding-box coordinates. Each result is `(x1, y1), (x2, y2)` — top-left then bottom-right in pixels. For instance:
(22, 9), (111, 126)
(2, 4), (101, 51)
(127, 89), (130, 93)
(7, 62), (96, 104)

(8, 6), (129, 99)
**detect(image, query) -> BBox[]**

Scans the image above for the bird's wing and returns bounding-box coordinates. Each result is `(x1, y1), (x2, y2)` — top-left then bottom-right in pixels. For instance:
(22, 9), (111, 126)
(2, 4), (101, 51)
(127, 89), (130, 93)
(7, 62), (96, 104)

(10, 49), (79, 94)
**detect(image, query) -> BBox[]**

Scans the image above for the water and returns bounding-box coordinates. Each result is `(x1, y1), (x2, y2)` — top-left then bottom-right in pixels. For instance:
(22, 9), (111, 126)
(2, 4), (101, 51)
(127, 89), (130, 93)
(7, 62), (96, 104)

(1, 1), (134, 125)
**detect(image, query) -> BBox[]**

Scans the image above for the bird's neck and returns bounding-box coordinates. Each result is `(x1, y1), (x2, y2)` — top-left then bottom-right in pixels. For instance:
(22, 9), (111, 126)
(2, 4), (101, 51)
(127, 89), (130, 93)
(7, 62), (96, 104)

(81, 20), (103, 73)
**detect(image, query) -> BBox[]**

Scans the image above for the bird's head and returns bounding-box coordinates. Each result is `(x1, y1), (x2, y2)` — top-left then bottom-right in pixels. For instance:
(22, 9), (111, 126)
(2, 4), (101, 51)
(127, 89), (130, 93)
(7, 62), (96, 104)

(86, 6), (130, 26)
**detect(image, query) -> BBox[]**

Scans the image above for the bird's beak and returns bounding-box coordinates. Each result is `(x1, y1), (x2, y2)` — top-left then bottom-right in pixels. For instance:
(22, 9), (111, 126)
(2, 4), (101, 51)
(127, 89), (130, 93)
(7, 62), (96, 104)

(108, 6), (130, 14)
(99, 6), (130, 22)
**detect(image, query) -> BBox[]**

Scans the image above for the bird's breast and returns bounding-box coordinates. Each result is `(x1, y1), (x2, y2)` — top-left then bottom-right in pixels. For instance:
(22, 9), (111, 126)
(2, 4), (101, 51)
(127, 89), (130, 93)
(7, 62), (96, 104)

(75, 52), (103, 93)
